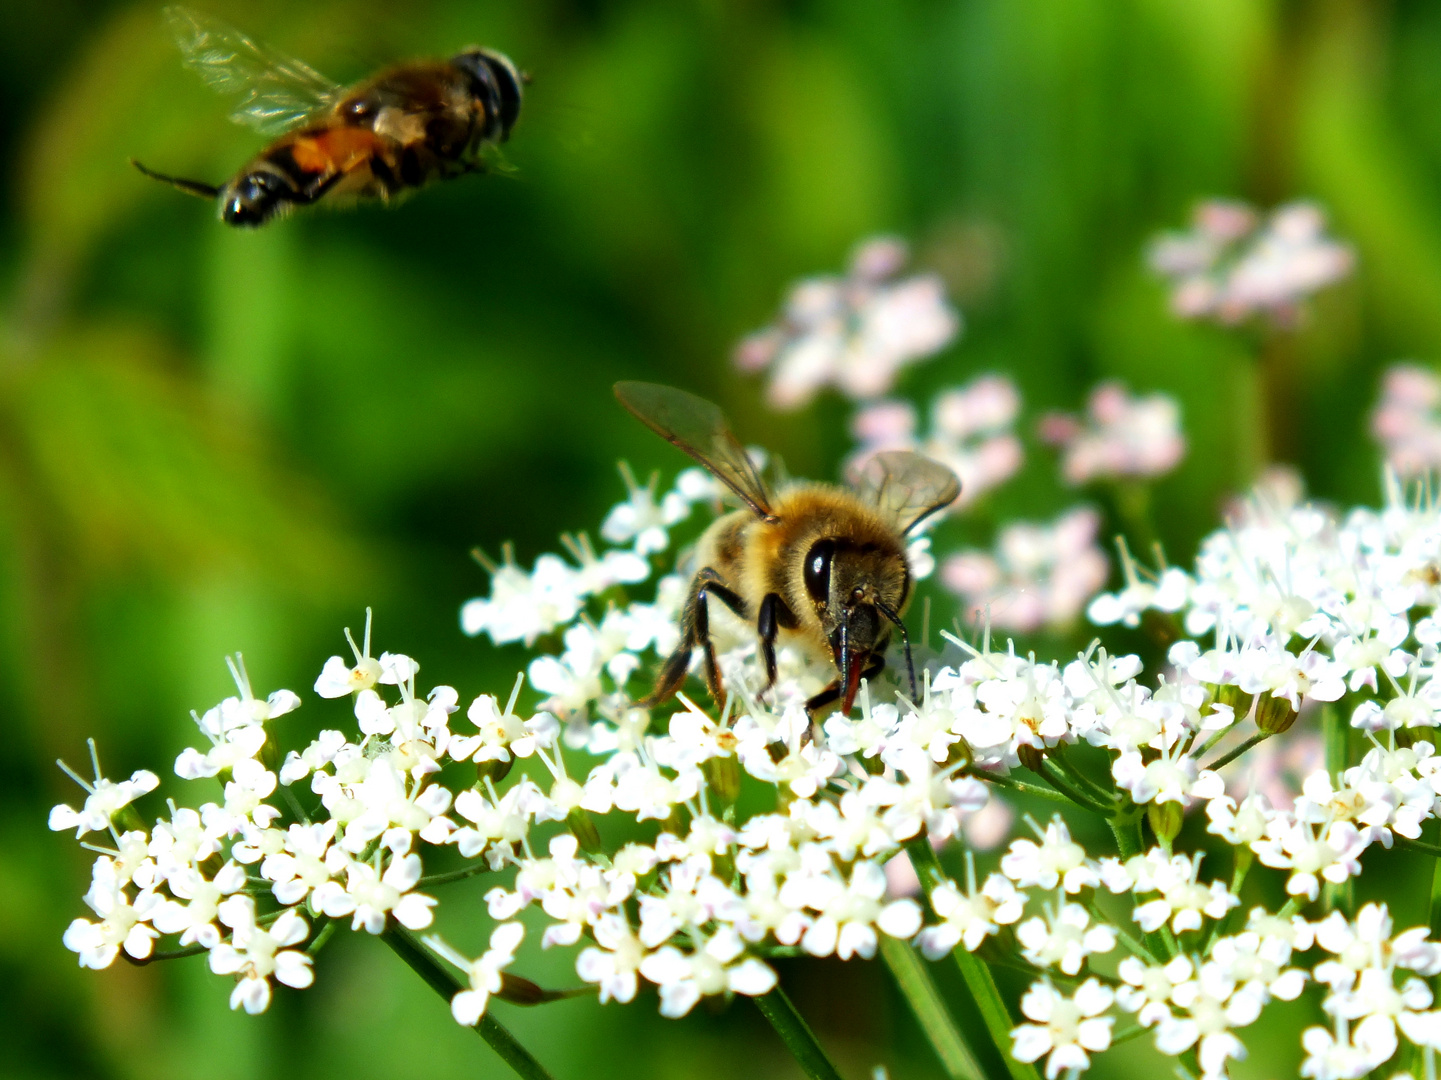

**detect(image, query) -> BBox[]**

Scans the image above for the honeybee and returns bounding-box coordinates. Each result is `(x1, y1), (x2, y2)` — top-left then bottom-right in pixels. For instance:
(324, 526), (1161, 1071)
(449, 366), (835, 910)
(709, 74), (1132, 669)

(132, 7), (523, 226)
(615, 382), (960, 715)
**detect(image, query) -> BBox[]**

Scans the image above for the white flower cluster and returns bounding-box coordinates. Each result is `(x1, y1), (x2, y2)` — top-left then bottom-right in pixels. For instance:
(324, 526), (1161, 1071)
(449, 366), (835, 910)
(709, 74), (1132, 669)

(1149, 199), (1354, 326)
(940, 506), (1110, 634)
(1039, 381), (1187, 486)
(735, 236), (960, 409)
(52, 373), (1441, 1080)
(1372, 364), (1441, 479)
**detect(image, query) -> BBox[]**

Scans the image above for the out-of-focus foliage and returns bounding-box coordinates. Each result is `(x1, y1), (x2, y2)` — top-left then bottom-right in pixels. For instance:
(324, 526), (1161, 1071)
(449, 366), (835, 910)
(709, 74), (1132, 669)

(9, 1), (1441, 1077)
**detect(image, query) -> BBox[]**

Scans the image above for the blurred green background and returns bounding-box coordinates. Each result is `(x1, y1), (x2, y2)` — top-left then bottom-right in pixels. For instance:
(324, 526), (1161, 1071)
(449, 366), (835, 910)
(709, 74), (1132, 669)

(7, 0), (1441, 1077)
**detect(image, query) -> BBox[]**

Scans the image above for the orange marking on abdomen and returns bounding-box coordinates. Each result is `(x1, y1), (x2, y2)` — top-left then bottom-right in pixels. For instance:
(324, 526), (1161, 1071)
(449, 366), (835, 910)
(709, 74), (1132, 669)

(289, 127), (385, 174)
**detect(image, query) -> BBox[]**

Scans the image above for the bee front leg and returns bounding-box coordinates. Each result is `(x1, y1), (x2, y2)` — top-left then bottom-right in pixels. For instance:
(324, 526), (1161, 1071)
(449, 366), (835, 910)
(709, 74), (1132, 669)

(756, 593), (798, 693)
(647, 569), (747, 710)
(805, 655), (886, 716)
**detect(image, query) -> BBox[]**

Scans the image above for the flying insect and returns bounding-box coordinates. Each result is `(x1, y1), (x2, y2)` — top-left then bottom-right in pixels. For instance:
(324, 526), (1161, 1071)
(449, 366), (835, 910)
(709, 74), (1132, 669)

(133, 6), (524, 226)
(615, 381), (960, 715)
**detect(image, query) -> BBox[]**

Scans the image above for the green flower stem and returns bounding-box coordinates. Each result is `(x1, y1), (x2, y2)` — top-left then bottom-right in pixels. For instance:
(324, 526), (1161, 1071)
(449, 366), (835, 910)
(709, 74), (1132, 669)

(879, 936), (985, 1080)
(1201, 730), (1270, 773)
(752, 986), (844, 1080)
(1110, 1023), (1147, 1047)
(1107, 812), (1144, 860)
(418, 861), (498, 887)
(1082, 897), (1154, 963)
(1034, 759), (1116, 816)
(306, 915), (336, 955)
(383, 925), (556, 1080)
(1395, 837), (1441, 859)
(1321, 705), (1353, 913)
(1051, 745), (1116, 802)
(1278, 896), (1305, 919)
(903, 836), (1042, 1080)
(1410, 822), (1441, 1079)
(1203, 849), (1251, 954)
(1429, 826), (1441, 941)
(977, 772), (1079, 806)
(124, 943), (210, 965)
(1106, 813), (1173, 960)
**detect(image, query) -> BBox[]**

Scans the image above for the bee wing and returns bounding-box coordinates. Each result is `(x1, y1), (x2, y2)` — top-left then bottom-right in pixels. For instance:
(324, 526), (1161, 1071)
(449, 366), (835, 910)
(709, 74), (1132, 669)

(165, 6), (344, 136)
(614, 382), (777, 520)
(851, 450), (960, 535)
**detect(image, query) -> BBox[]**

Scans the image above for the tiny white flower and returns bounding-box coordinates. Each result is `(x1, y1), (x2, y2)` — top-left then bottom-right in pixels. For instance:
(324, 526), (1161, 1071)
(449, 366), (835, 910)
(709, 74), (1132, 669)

(314, 609), (384, 697)
(49, 740), (159, 839)
(1010, 978), (1114, 1079)
(424, 923), (525, 1027)
(1016, 901), (1116, 976)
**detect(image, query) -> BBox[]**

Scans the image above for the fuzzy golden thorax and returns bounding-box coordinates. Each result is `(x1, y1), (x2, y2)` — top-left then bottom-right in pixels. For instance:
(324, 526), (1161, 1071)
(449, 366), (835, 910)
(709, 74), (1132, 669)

(699, 485), (912, 694)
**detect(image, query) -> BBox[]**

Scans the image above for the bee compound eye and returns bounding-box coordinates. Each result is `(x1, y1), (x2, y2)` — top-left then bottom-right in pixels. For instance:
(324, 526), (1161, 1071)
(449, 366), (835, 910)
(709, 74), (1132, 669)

(803, 539), (835, 606)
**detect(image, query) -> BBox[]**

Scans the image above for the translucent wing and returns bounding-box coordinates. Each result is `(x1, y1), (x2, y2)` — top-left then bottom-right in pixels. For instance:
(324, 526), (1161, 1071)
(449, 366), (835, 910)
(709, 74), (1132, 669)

(850, 450), (960, 535)
(165, 6), (343, 135)
(614, 382), (776, 521)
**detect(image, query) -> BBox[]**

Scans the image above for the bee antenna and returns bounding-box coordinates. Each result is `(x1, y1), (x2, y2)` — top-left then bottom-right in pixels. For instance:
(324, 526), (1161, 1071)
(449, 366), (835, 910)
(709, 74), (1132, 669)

(875, 599), (917, 702)
(130, 159), (220, 199)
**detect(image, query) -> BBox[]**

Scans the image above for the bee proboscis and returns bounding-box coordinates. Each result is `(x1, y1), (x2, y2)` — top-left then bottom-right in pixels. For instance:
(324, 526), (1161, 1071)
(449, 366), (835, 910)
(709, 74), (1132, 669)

(133, 6), (524, 226)
(614, 381), (960, 716)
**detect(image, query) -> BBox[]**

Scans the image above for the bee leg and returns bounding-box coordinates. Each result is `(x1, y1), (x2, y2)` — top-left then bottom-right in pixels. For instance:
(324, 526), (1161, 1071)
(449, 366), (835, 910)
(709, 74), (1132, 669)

(756, 593), (798, 693)
(805, 655), (886, 716)
(130, 160), (220, 199)
(299, 169), (347, 204)
(646, 569), (746, 709)
(693, 570), (747, 709)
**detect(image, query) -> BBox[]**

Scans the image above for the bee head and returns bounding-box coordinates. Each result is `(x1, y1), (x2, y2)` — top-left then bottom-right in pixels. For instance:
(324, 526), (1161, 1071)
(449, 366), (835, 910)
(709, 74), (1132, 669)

(801, 537), (910, 712)
(453, 48), (525, 141)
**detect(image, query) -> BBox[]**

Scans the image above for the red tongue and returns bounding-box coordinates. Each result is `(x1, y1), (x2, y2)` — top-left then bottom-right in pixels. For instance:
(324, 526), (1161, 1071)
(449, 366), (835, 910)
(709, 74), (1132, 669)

(840, 652), (868, 714)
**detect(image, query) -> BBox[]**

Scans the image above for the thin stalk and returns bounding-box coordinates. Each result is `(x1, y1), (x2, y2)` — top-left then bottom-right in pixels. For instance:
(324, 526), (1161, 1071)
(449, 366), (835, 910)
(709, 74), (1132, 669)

(1035, 758), (1116, 816)
(1204, 848), (1251, 955)
(1108, 813), (1145, 860)
(752, 987), (844, 1080)
(1429, 824), (1441, 942)
(1412, 821), (1441, 1079)
(1202, 731), (1270, 773)
(307, 915), (336, 955)
(1321, 704), (1353, 914)
(383, 925), (555, 1080)
(978, 772), (1078, 806)
(1189, 725), (1231, 762)
(904, 837), (1042, 1080)
(879, 936), (985, 1080)
(124, 943), (209, 965)
(1107, 813), (1172, 959)
(1396, 837), (1441, 859)
(1051, 745), (1116, 802)
(1111, 1023), (1148, 1047)
(1082, 898), (1154, 963)
(418, 861), (498, 887)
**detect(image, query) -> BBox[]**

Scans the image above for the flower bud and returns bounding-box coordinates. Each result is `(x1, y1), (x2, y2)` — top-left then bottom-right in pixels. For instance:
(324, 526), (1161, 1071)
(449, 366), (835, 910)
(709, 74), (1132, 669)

(702, 755), (741, 808)
(1147, 800), (1184, 844)
(1254, 692), (1298, 734)
(476, 755), (514, 786)
(497, 973), (546, 1005)
(944, 735), (974, 774)
(1216, 683), (1255, 719)
(567, 808), (604, 856)
(1017, 744), (1046, 774)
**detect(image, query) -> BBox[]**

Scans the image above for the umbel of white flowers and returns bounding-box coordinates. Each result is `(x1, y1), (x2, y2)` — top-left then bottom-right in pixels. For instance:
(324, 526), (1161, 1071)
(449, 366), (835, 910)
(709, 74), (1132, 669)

(48, 443), (1441, 1080)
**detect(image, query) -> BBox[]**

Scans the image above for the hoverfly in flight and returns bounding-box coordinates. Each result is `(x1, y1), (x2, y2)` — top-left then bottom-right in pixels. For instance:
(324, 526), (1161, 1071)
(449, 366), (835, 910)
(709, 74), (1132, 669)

(133, 7), (524, 226)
